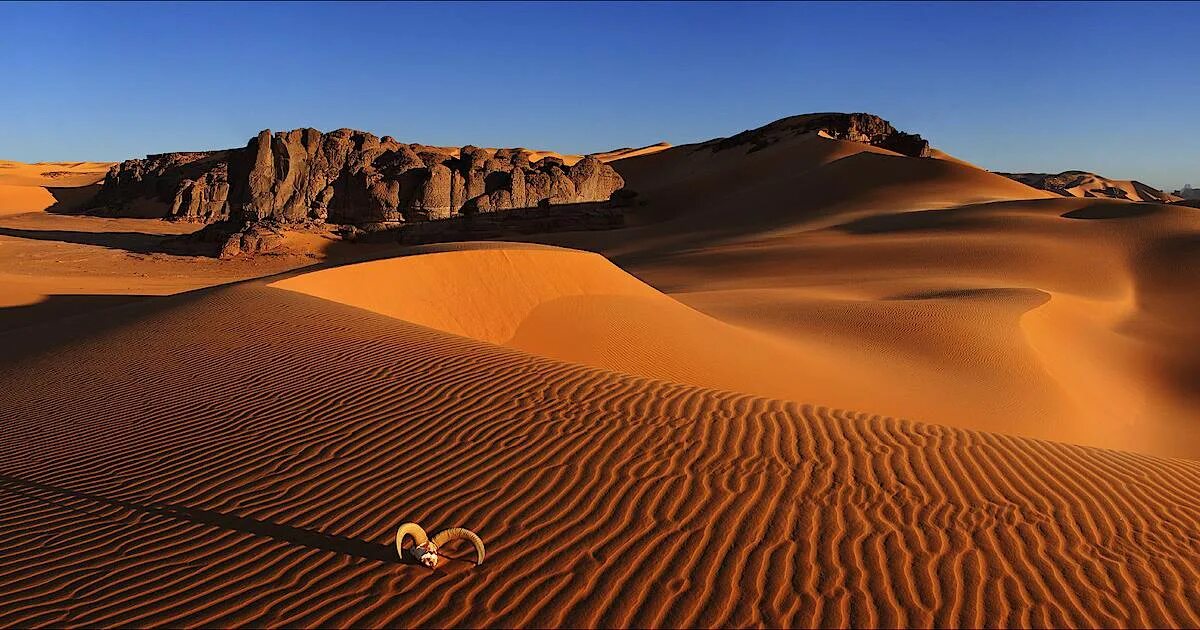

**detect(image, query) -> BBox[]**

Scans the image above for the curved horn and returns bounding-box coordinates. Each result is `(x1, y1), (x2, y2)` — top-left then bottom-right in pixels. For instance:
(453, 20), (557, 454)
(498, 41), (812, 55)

(395, 522), (429, 559)
(431, 527), (486, 565)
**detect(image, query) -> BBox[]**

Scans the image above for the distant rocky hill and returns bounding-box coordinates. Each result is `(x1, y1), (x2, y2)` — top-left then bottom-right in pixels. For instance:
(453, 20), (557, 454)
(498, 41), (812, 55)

(89, 128), (626, 255)
(701, 112), (931, 157)
(997, 170), (1180, 203)
(1174, 184), (1200, 200)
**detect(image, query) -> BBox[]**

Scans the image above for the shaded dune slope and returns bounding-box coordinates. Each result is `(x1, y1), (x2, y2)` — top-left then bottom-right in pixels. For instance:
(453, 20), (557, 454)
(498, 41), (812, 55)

(1, 257), (1199, 627)
(611, 132), (1052, 233)
(542, 133), (1200, 458)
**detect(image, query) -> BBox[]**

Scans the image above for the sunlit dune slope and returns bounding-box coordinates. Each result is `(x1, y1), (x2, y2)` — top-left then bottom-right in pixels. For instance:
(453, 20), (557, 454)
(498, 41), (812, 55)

(270, 243), (865, 401)
(0, 184), (57, 215)
(0, 265), (1198, 628)
(0, 160), (112, 215)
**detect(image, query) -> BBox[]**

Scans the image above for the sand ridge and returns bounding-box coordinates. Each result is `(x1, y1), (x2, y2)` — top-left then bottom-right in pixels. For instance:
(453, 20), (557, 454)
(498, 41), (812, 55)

(1, 275), (1198, 627)
(269, 244), (882, 401)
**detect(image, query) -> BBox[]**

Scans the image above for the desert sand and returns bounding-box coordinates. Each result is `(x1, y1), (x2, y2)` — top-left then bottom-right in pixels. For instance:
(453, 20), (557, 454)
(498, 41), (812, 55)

(0, 160), (112, 215)
(0, 126), (1198, 627)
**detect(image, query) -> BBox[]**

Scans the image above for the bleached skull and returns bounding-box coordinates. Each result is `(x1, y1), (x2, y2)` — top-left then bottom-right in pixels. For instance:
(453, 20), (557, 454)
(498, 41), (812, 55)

(415, 542), (439, 568)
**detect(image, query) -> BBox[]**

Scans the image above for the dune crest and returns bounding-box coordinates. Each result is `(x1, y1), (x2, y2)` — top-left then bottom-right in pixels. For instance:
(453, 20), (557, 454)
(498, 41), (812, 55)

(271, 243), (661, 346)
(269, 244), (860, 400)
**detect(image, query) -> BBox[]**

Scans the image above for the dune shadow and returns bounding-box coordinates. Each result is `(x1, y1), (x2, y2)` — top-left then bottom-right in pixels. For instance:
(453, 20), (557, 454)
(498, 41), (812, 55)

(834, 208), (979, 234)
(0, 474), (402, 565)
(0, 226), (174, 255)
(44, 184), (102, 215)
(0, 294), (155, 334)
(1061, 202), (1160, 220)
(885, 286), (1051, 307)
(888, 287), (1007, 300)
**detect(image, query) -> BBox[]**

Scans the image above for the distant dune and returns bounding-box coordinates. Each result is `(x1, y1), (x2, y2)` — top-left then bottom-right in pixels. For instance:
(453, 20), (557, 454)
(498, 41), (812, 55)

(0, 160), (112, 215)
(0, 114), (1198, 628)
(522, 141), (672, 166)
(999, 170), (1182, 203)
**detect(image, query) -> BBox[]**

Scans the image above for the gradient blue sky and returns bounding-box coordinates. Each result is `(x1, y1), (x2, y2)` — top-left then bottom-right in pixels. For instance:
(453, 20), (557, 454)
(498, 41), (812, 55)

(2, 1), (1196, 189)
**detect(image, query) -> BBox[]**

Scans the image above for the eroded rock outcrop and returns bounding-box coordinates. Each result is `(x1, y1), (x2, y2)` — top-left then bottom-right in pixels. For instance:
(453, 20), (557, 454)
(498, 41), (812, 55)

(92, 151), (232, 221)
(91, 129), (625, 231)
(704, 112), (931, 157)
(90, 128), (626, 256)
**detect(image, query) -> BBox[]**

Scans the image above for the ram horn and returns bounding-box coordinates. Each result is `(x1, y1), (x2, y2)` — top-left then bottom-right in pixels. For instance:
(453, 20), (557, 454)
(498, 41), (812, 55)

(395, 522), (430, 559)
(430, 527), (486, 565)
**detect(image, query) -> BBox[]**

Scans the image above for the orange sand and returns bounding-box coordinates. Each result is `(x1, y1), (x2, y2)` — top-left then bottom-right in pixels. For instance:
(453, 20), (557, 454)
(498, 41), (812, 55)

(0, 130), (1198, 628)
(0, 160), (112, 215)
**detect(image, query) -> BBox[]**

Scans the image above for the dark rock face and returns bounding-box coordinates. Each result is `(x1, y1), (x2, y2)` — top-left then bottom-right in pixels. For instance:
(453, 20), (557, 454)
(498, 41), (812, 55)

(92, 128), (625, 230)
(92, 151), (233, 222)
(704, 112), (931, 157)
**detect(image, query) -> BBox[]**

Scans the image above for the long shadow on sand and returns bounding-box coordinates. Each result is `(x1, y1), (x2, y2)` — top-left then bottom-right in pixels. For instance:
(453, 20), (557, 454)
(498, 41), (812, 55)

(0, 294), (155, 334)
(0, 474), (402, 565)
(1061, 202), (1161, 220)
(44, 184), (103, 215)
(0, 226), (175, 255)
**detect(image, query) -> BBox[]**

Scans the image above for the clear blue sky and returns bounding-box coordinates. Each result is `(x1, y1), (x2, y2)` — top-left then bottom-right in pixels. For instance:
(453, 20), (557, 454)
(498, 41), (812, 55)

(1, 1), (1196, 189)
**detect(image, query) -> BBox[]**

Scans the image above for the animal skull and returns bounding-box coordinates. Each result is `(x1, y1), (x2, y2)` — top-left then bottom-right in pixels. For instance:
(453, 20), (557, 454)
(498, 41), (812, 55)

(396, 522), (486, 568)
(415, 542), (439, 568)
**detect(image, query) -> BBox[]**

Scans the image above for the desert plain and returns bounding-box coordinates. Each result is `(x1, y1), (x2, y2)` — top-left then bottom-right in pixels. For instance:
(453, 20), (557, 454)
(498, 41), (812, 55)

(0, 113), (1198, 627)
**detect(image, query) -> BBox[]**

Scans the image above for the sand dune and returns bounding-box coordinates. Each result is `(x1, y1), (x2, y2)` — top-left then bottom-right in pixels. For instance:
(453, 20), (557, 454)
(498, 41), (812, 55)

(1, 116), (1198, 628)
(1, 259), (1199, 627)
(0, 183), (58, 215)
(0, 211), (336, 333)
(271, 244), (882, 402)
(530, 132), (1200, 458)
(1001, 170), (1182, 203)
(0, 160), (112, 215)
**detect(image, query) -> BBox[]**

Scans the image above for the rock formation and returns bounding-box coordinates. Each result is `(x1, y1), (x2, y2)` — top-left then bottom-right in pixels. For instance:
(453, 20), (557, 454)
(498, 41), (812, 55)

(89, 128), (627, 247)
(93, 151), (232, 221)
(703, 112), (931, 157)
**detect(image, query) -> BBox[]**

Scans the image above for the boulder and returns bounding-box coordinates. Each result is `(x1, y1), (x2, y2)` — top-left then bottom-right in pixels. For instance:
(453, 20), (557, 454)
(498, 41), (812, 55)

(569, 156), (623, 202)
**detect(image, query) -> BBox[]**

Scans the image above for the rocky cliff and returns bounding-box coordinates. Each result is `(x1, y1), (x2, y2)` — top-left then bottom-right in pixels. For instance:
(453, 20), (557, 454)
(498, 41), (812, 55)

(91, 128), (626, 230)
